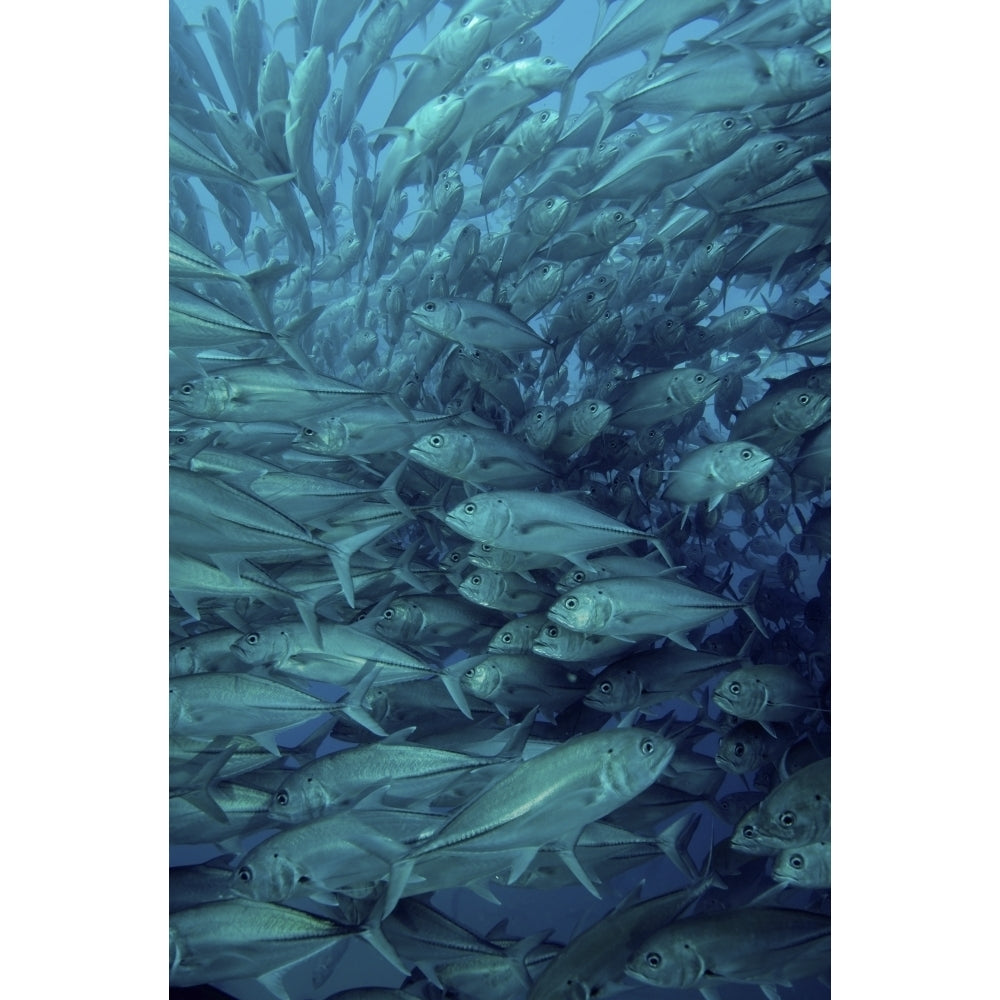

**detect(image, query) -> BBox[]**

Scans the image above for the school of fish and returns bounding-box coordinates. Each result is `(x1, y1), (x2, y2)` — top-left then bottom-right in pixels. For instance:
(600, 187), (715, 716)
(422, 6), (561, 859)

(169, 1), (832, 998)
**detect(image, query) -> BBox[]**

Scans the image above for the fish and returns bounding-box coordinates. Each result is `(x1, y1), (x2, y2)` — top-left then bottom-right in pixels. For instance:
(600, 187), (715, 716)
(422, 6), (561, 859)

(546, 572), (766, 648)
(731, 756), (832, 854)
(169, 3), (832, 995)
(625, 905), (831, 990)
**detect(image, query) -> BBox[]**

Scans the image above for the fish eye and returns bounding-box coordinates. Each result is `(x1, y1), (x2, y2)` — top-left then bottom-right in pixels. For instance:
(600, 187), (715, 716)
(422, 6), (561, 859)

(743, 825), (756, 838)
(723, 117), (735, 128)
(646, 952), (661, 968)
(586, 291), (596, 301)
(465, 666), (476, 676)
(734, 742), (745, 756)
(573, 572), (585, 583)
(471, 575), (481, 585)
(729, 682), (741, 694)
(449, 552), (460, 563)
(741, 449), (753, 460)
(599, 681), (612, 693)
(641, 738), (655, 755)
(245, 633), (259, 645)
(481, 543), (493, 552)
(382, 609), (394, 619)
(180, 383), (193, 394)
(705, 243), (714, 252)
(544, 57), (554, 65)
(775, 141), (786, 152)
(614, 212), (623, 221)
(464, 503), (476, 514)
(423, 301), (436, 311)
(815, 55), (828, 68)
(226, 111), (239, 123)
(429, 435), (442, 447)
(501, 632), (512, 643)
(790, 854), (804, 869)
(545, 625), (559, 637)
(564, 597), (578, 609)
(545, 198), (555, 208)
(534, 412), (544, 421)
(438, 94), (448, 103)
(798, 393), (810, 404)
(237, 867), (252, 882)
(780, 810), (796, 826)
(695, 373), (705, 382)
(461, 13), (472, 24)
(540, 112), (549, 121)
(275, 791), (289, 806)
(589, 403), (598, 412)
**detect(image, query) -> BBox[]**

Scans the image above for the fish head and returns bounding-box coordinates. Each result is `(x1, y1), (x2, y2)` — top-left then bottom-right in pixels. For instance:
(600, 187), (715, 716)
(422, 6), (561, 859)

(512, 54), (571, 92)
(444, 494), (512, 543)
(231, 852), (298, 902)
(268, 772), (329, 826)
(747, 133), (806, 177)
(440, 10), (492, 63)
(531, 620), (574, 657)
(670, 367), (722, 406)
(772, 45), (831, 101)
(713, 667), (769, 720)
(516, 405), (558, 448)
(627, 931), (705, 989)
(594, 207), (636, 246)
(439, 546), (470, 575)
(488, 615), (544, 654)
(375, 599), (423, 641)
(230, 625), (292, 667)
(600, 728), (677, 800)
(409, 298), (459, 337)
(459, 569), (505, 606)
(693, 111), (759, 160)
(715, 441), (775, 491)
(568, 398), (612, 437)
(469, 541), (519, 571)
(771, 389), (830, 433)
(293, 417), (348, 454)
(524, 194), (569, 237)
(408, 428), (475, 476)
(414, 92), (466, 142)
(715, 725), (766, 774)
(169, 375), (232, 419)
(584, 667), (642, 713)
(772, 841), (830, 888)
(460, 660), (502, 700)
(555, 565), (600, 592)
(546, 585), (612, 633)
(730, 803), (774, 855)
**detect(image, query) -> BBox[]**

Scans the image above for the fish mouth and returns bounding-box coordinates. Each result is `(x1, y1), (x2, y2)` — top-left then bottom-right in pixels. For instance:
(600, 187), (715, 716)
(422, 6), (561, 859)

(545, 606), (579, 630)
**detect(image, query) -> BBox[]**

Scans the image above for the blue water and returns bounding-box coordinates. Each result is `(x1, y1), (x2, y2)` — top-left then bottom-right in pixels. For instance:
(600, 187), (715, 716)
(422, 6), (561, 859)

(169, 2), (831, 997)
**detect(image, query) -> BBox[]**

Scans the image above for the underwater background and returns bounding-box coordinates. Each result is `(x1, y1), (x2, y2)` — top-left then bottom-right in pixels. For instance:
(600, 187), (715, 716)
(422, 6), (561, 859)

(168, 2), (833, 997)
(10, 1), (980, 998)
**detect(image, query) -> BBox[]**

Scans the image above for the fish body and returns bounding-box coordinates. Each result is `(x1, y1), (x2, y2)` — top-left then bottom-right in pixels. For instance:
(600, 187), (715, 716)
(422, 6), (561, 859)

(626, 906), (830, 989)
(444, 489), (671, 566)
(547, 574), (764, 646)
(664, 441), (775, 511)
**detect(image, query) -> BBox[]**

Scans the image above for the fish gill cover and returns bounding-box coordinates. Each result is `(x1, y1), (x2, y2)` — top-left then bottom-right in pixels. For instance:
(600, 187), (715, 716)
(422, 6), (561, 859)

(168, 1), (832, 998)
